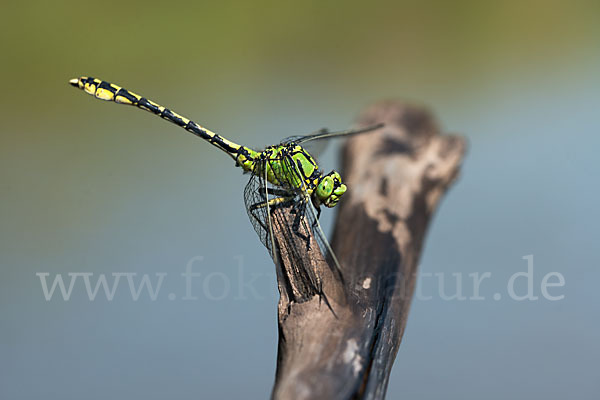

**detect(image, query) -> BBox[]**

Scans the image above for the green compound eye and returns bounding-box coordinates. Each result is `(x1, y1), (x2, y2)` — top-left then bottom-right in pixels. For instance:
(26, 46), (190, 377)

(316, 171), (346, 208)
(316, 175), (334, 199)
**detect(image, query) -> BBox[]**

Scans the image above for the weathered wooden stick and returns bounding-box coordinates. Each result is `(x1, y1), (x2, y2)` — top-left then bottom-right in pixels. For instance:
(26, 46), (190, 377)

(271, 100), (466, 400)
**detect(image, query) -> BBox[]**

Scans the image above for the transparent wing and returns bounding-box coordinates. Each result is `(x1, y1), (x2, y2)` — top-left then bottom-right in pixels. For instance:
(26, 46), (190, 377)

(280, 127), (327, 145)
(281, 155), (344, 282)
(243, 158), (279, 257)
(243, 151), (344, 301)
(243, 157), (323, 297)
(280, 128), (330, 160)
(302, 195), (344, 283)
(273, 197), (324, 297)
(284, 123), (384, 145)
(281, 123), (384, 160)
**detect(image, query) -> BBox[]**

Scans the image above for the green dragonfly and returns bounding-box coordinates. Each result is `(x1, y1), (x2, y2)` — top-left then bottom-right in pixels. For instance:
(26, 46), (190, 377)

(69, 77), (382, 300)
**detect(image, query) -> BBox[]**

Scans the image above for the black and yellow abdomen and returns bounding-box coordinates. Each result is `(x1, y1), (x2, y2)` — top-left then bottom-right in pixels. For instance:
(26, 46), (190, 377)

(69, 76), (258, 169)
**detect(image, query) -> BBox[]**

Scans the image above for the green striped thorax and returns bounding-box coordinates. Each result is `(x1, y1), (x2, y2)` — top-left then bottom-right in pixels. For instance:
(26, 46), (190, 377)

(240, 143), (347, 209)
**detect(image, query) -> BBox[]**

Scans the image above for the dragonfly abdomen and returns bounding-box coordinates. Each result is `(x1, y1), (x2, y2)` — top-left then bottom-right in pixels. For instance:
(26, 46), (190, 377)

(69, 77), (257, 164)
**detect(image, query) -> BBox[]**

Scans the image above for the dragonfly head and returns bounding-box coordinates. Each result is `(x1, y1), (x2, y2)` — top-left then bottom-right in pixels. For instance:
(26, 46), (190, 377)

(315, 171), (347, 208)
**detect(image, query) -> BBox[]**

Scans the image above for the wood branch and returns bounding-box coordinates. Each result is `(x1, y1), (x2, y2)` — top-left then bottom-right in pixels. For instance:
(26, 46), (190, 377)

(271, 100), (467, 400)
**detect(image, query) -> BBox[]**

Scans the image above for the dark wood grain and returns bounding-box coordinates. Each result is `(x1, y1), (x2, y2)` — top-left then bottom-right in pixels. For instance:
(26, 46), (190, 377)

(271, 100), (467, 400)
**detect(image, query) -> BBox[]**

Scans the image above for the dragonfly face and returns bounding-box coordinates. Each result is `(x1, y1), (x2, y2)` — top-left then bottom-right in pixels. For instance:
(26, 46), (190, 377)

(315, 170), (346, 208)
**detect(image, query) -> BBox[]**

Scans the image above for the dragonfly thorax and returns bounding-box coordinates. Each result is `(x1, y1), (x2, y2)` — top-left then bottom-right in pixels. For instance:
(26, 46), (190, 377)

(253, 143), (347, 209)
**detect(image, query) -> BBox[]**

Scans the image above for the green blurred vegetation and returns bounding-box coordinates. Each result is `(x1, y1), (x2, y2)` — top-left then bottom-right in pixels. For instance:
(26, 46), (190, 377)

(1, 0), (598, 122)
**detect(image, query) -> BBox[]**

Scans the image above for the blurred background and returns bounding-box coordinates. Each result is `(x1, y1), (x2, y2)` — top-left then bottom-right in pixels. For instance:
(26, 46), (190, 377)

(1, 1), (598, 399)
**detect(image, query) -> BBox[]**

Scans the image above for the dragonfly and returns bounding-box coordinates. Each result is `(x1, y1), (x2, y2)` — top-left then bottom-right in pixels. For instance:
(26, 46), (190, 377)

(69, 77), (382, 302)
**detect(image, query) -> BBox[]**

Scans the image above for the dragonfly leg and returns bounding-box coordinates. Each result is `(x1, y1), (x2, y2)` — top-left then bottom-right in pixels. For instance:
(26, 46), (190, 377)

(290, 204), (312, 252)
(254, 187), (292, 202)
(249, 194), (313, 254)
(249, 195), (295, 212)
(248, 195), (296, 233)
